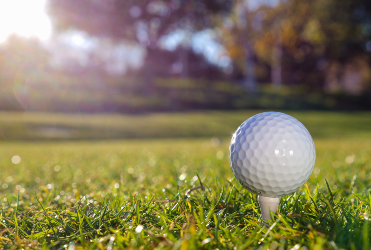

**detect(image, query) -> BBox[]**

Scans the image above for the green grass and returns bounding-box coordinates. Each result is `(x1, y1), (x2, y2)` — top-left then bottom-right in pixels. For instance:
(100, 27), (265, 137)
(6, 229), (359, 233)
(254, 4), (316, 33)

(0, 110), (370, 140)
(0, 111), (370, 249)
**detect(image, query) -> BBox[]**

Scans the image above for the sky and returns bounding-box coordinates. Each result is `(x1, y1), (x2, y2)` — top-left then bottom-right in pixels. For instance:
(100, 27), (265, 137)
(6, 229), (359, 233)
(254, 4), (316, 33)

(0, 0), (51, 42)
(159, 29), (232, 68)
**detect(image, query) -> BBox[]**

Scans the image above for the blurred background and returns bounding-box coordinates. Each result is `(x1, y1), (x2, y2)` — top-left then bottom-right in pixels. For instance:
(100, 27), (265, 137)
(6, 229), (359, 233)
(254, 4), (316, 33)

(0, 0), (371, 140)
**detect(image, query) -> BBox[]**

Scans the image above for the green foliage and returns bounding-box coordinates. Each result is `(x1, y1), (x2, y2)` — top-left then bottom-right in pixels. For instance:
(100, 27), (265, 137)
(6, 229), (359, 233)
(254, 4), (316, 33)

(0, 111), (370, 249)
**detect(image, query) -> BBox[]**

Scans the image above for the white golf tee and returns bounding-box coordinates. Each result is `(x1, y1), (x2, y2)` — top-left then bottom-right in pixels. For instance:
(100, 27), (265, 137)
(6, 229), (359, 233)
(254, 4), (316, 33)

(258, 196), (280, 221)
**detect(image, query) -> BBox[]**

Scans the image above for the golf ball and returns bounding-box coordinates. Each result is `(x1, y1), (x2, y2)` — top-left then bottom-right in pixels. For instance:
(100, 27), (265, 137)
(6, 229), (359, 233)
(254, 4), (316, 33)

(229, 112), (315, 197)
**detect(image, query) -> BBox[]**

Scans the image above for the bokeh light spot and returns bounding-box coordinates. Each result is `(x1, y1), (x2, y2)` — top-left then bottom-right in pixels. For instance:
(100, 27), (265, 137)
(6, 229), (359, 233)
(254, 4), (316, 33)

(11, 155), (21, 164)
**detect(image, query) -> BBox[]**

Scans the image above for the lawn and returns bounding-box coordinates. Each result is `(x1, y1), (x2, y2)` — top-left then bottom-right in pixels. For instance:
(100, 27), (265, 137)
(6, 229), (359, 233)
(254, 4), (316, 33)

(0, 111), (370, 249)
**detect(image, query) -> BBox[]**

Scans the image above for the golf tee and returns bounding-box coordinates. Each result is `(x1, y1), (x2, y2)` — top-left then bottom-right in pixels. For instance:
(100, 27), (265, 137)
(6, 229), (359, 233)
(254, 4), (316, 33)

(258, 196), (280, 221)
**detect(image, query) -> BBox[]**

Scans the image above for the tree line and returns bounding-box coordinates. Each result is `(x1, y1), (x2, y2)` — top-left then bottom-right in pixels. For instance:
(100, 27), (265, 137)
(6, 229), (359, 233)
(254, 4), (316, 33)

(0, 0), (370, 112)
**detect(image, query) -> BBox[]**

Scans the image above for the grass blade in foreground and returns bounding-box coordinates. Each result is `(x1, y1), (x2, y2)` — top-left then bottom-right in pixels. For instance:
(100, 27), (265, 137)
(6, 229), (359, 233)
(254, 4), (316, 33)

(0, 138), (369, 249)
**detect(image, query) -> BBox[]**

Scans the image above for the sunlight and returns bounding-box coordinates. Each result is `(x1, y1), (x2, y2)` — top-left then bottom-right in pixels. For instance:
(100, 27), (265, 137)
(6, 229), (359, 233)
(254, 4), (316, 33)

(0, 0), (51, 42)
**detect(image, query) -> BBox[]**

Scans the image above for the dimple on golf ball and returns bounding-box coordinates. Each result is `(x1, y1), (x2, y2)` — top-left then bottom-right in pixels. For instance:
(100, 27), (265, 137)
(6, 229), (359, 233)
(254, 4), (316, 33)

(229, 112), (316, 198)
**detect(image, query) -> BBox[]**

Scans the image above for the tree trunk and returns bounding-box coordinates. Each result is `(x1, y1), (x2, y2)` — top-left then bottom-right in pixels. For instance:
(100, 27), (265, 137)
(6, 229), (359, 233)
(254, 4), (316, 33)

(271, 39), (282, 88)
(180, 46), (189, 78)
(271, 2), (282, 89)
(244, 42), (257, 93)
(240, 0), (257, 93)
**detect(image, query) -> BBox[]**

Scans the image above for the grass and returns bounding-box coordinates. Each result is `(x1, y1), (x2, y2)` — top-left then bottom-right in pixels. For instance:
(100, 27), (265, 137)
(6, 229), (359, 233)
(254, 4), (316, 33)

(0, 110), (371, 140)
(0, 111), (370, 249)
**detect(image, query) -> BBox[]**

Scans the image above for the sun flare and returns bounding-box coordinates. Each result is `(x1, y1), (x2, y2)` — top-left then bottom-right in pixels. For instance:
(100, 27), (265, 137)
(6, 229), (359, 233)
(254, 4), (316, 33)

(0, 0), (51, 42)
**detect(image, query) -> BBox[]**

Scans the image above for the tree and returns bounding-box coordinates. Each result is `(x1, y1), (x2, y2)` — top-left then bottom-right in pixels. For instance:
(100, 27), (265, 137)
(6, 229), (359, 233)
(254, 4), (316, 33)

(134, 46), (225, 79)
(0, 35), (50, 85)
(49, 1), (232, 42)
(221, 0), (371, 91)
(0, 35), (53, 111)
(47, 0), (233, 70)
(218, 0), (258, 93)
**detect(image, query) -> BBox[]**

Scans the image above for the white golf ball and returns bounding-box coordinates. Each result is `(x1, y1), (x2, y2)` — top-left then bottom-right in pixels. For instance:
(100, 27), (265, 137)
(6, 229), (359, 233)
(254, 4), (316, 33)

(229, 112), (315, 197)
